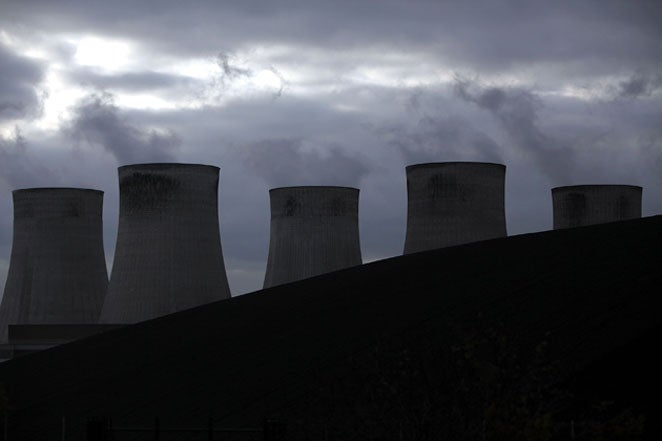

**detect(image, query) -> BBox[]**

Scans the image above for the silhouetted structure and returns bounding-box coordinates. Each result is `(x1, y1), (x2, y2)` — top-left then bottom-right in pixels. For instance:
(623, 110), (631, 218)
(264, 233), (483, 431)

(552, 185), (642, 229)
(403, 162), (507, 254)
(1, 216), (661, 440)
(0, 324), (122, 360)
(0, 188), (108, 342)
(99, 163), (231, 323)
(263, 186), (362, 288)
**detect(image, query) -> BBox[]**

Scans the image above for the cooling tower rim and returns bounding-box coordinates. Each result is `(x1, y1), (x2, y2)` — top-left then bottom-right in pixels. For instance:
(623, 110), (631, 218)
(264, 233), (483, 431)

(552, 184), (642, 193)
(12, 187), (104, 195)
(118, 163), (220, 172)
(405, 161), (506, 172)
(269, 185), (359, 193)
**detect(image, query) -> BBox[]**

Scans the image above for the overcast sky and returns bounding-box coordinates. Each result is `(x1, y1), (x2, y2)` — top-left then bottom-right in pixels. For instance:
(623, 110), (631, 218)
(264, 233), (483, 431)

(1, 0), (661, 296)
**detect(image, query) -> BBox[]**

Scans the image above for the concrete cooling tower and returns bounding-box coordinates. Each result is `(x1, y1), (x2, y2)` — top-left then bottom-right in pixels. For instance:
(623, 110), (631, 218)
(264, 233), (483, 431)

(263, 186), (362, 288)
(99, 163), (231, 324)
(0, 188), (108, 342)
(552, 185), (642, 229)
(403, 162), (507, 254)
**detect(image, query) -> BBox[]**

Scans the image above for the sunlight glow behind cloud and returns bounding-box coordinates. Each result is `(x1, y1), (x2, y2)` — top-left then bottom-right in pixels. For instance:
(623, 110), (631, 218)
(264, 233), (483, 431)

(73, 36), (133, 72)
(35, 68), (87, 131)
(252, 69), (284, 90)
(163, 57), (219, 80)
(114, 93), (180, 111)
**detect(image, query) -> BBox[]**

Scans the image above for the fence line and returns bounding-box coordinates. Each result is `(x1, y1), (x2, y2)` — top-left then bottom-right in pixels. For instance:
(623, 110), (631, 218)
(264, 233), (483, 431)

(86, 416), (285, 441)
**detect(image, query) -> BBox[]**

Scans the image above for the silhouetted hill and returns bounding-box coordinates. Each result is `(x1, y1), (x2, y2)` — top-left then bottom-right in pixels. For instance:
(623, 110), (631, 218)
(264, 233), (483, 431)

(1, 216), (661, 440)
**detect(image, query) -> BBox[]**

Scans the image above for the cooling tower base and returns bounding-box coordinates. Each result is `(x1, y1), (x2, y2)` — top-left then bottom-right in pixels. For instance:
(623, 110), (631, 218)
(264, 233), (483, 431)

(0, 324), (123, 361)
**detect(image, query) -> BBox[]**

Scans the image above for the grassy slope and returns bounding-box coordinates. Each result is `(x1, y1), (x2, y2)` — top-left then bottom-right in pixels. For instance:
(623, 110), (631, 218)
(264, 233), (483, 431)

(1, 216), (661, 440)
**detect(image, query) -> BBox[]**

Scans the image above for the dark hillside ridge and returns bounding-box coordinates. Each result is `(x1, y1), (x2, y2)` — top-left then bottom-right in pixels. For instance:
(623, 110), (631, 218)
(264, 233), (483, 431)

(1, 216), (661, 440)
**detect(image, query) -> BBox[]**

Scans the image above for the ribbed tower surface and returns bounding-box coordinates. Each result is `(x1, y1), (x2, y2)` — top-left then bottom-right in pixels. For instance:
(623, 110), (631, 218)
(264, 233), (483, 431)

(403, 162), (507, 254)
(99, 164), (231, 324)
(552, 185), (642, 230)
(263, 186), (362, 288)
(0, 188), (108, 342)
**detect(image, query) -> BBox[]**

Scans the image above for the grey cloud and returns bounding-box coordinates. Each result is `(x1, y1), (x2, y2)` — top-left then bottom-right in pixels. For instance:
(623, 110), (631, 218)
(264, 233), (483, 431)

(0, 128), (57, 190)
(241, 138), (370, 188)
(3, 1), (661, 77)
(0, 43), (45, 121)
(139, 92), (375, 144)
(65, 93), (180, 164)
(204, 52), (285, 101)
(454, 77), (575, 182)
(440, 2), (661, 71)
(618, 72), (662, 99)
(638, 130), (662, 186)
(370, 86), (504, 165)
(69, 69), (198, 92)
(216, 52), (251, 80)
(383, 115), (503, 165)
(267, 66), (287, 99)
(203, 52), (253, 100)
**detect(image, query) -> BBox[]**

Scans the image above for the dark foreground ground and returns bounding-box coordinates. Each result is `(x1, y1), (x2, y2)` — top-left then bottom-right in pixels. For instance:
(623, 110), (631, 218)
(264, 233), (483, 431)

(1, 216), (661, 440)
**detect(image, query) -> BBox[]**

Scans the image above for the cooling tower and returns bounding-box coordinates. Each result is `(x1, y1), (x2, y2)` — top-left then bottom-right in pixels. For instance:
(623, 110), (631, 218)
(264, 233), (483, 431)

(0, 188), (108, 342)
(552, 185), (642, 229)
(99, 163), (231, 324)
(403, 162), (507, 254)
(263, 186), (362, 288)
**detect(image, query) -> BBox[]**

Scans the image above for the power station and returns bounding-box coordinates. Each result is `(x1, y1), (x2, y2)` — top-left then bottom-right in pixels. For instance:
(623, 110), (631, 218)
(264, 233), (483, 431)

(403, 162), (507, 254)
(0, 188), (108, 342)
(552, 185), (642, 229)
(0, 159), (654, 362)
(263, 186), (362, 288)
(99, 163), (231, 323)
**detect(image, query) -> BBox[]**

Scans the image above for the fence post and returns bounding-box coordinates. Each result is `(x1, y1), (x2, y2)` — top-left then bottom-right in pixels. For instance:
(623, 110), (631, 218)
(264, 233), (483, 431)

(154, 417), (160, 441)
(61, 416), (66, 441)
(208, 416), (214, 441)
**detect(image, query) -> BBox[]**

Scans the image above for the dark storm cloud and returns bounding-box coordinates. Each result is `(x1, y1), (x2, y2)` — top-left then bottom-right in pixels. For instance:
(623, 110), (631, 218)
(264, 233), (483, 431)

(65, 93), (179, 164)
(242, 138), (370, 187)
(435, 2), (661, 71)
(69, 69), (198, 92)
(3, 1), (661, 77)
(454, 77), (575, 182)
(0, 43), (45, 121)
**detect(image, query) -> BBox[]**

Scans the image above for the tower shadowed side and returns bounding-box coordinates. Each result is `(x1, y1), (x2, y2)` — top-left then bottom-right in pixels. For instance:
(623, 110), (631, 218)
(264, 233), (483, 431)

(403, 162), (507, 254)
(552, 185), (642, 230)
(99, 163), (231, 324)
(0, 188), (108, 341)
(263, 186), (362, 288)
